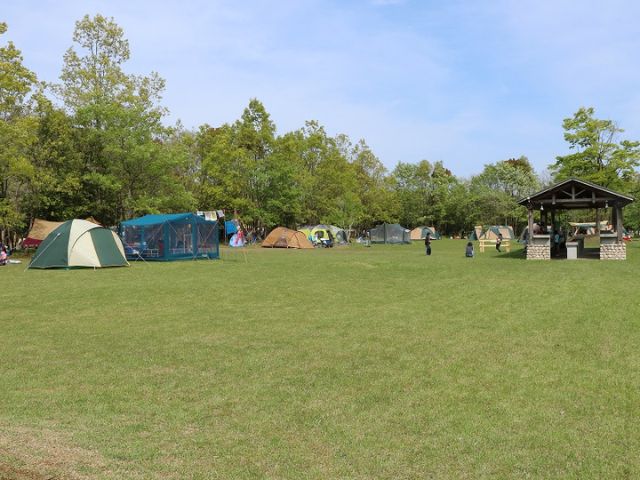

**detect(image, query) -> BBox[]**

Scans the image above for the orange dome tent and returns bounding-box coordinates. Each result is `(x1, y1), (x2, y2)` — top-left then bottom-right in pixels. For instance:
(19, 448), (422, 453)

(262, 227), (314, 249)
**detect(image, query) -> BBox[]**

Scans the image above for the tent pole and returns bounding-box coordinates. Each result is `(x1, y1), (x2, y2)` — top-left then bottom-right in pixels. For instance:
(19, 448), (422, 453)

(192, 217), (198, 260)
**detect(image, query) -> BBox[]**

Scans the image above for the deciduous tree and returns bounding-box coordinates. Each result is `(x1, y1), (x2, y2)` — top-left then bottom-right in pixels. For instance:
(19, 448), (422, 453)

(0, 22), (37, 243)
(54, 14), (173, 224)
(553, 107), (640, 191)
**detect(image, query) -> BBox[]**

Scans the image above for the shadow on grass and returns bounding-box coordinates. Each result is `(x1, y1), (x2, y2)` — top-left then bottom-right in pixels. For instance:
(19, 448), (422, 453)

(494, 248), (526, 260)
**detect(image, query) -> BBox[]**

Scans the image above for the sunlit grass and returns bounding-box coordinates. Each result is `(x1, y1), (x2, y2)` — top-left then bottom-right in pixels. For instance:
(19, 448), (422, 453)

(1, 240), (639, 478)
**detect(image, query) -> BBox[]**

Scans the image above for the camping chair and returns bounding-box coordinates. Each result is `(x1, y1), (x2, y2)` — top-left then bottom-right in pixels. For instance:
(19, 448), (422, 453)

(124, 243), (149, 263)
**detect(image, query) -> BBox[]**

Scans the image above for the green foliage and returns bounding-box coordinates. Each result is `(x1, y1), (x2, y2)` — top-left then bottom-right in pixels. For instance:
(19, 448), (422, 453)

(473, 156), (539, 199)
(390, 160), (458, 230)
(26, 92), (84, 220)
(52, 14), (179, 225)
(193, 106), (376, 231)
(553, 107), (640, 191)
(0, 22), (37, 236)
(470, 157), (539, 232)
(350, 140), (396, 225)
(0, 22), (36, 119)
(620, 174), (640, 231)
(443, 180), (476, 233)
(232, 99), (277, 224)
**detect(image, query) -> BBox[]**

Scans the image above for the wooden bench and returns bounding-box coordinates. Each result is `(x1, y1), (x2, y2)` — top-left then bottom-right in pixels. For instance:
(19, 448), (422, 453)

(479, 239), (511, 253)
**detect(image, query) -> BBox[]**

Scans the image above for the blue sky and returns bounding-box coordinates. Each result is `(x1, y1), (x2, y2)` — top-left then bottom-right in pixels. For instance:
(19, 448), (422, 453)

(4, 0), (640, 176)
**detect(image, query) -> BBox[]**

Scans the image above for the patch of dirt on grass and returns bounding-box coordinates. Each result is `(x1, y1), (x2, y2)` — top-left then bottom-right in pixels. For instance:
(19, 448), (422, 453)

(0, 463), (44, 480)
(0, 425), (110, 480)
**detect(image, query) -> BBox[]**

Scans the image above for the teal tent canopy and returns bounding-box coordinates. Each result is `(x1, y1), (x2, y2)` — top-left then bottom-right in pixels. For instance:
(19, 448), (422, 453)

(119, 213), (219, 261)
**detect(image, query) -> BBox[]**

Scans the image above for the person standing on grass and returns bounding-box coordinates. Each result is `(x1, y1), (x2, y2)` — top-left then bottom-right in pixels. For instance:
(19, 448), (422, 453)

(425, 233), (432, 256)
(495, 233), (503, 253)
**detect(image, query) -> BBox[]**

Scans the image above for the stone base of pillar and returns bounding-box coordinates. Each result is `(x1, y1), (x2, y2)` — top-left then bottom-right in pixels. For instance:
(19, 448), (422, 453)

(527, 244), (550, 260)
(600, 242), (626, 260)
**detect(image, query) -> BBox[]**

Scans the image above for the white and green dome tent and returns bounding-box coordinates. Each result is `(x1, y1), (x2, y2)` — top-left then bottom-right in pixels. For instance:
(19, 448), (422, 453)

(28, 219), (129, 269)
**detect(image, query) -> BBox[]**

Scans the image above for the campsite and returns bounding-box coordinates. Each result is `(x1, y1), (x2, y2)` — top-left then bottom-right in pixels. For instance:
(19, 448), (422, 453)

(3, 240), (640, 478)
(4, 4), (640, 479)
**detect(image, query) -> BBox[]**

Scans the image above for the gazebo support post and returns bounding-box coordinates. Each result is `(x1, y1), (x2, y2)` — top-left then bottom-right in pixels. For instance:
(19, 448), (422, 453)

(616, 205), (623, 242)
(549, 209), (555, 257)
(525, 207), (550, 259)
(611, 207), (617, 234)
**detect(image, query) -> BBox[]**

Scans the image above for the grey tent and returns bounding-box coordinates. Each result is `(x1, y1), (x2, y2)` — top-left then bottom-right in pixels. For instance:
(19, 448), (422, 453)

(370, 223), (411, 244)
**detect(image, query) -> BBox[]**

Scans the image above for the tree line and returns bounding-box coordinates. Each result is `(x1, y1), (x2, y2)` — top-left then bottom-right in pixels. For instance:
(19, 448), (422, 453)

(2, 15), (640, 246)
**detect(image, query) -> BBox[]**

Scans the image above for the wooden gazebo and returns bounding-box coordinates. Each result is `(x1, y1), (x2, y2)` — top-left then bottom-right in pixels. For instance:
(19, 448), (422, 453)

(518, 178), (634, 260)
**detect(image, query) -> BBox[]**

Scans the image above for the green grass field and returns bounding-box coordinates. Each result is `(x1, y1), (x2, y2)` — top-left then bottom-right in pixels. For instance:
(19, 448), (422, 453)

(2, 240), (640, 479)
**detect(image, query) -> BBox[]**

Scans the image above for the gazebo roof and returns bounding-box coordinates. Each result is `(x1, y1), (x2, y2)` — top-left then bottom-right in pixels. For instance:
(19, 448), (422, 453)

(518, 178), (634, 210)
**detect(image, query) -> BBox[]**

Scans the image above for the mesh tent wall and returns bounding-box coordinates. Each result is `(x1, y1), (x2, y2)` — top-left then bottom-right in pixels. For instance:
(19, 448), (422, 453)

(370, 223), (411, 244)
(119, 213), (219, 261)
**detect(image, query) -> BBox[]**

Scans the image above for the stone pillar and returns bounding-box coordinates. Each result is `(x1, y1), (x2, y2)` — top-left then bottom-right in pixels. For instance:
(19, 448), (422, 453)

(600, 242), (627, 260)
(527, 235), (551, 260)
(600, 233), (626, 260)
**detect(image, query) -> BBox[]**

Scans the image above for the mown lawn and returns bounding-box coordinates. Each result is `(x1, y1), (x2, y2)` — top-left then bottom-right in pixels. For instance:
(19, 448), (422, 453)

(1, 240), (640, 479)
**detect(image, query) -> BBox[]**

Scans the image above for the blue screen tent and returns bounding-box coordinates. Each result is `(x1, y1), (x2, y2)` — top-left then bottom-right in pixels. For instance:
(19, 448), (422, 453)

(119, 213), (219, 261)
